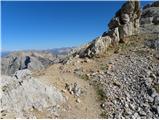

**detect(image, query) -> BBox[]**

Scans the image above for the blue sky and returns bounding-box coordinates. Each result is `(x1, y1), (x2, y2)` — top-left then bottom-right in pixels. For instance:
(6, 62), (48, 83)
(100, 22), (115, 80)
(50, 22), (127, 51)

(1, 1), (152, 51)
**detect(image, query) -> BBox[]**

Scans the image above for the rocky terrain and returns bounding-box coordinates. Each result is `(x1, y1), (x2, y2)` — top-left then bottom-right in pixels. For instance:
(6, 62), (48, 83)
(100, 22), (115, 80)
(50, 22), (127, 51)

(87, 33), (159, 119)
(1, 69), (65, 118)
(63, 0), (141, 59)
(140, 1), (159, 34)
(1, 47), (74, 75)
(0, 0), (159, 119)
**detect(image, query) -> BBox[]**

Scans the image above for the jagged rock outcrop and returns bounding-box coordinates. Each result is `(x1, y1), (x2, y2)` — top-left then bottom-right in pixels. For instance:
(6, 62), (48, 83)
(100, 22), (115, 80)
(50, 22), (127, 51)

(1, 51), (56, 75)
(76, 36), (112, 58)
(64, 0), (141, 59)
(140, 1), (159, 34)
(0, 69), (65, 118)
(108, 0), (141, 42)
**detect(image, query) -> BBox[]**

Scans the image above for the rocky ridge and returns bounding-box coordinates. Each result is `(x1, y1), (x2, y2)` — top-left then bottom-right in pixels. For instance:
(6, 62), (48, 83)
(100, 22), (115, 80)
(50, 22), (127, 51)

(63, 0), (141, 60)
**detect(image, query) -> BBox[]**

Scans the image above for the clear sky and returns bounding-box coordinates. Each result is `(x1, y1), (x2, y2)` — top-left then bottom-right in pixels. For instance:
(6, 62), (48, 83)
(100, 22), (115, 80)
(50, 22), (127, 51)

(1, 1), (152, 51)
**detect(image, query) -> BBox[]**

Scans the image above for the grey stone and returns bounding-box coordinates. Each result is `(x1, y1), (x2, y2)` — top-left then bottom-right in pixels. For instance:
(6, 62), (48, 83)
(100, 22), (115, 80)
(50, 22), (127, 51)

(65, 82), (82, 97)
(119, 22), (133, 40)
(132, 112), (139, 119)
(129, 103), (136, 110)
(107, 27), (120, 44)
(78, 36), (112, 58)
(108, 0), (141, 39)
(76, 98), (81, 103)
(139, 110), (147, 116)
(121, 14), (130, 24)
(147, 96), (154, 103)
(0, 70), (65, 118)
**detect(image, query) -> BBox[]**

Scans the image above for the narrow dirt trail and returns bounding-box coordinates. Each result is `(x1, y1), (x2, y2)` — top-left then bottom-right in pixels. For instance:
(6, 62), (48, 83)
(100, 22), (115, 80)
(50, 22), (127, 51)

(33, 63), (101, 118)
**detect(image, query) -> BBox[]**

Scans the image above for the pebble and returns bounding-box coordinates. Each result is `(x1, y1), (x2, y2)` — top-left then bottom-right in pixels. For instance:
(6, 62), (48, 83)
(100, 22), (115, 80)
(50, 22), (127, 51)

(147, 96), (154, 103)
(150, 73), (156, 80)
(100, 103), (105, 109)
(133, 112), (139, 119)
(139, 110), (147, 116)
(129, 103), (136, 110)
(61, 89), (67, 93)
(76, 98), (80, 103)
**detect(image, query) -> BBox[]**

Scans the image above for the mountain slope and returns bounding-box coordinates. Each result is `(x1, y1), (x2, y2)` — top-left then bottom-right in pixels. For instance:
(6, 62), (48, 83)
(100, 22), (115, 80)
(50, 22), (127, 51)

(1, 51), (56, 75)
(0, 0), (159, 119)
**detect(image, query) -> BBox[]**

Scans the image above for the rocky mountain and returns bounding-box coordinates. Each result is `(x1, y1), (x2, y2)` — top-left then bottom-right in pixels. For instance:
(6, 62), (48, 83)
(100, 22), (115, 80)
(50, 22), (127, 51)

(62, 1), (141, 62)
(1, 47), (73, 57)
(1, 51), (56, 75)
(0, 0), (159, 119)
(62, 0), (159, 62)
(1, 47), (73, 75)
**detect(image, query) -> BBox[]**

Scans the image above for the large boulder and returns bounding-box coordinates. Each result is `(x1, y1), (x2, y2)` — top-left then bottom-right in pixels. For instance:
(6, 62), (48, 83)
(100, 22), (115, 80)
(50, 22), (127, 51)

(108, 1), (141, 41)
(78, 36), (112, 58)
(0, 69), (65, 118)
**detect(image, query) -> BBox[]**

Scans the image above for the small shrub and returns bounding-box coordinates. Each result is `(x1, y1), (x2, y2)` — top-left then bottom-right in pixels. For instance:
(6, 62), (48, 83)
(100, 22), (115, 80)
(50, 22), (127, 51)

(153, 83), (159, 93)
(95, 85), (107, 101)
(80, 74), (89, 81)
(100, 111), (108, 118)
(100, 64), (109, 71)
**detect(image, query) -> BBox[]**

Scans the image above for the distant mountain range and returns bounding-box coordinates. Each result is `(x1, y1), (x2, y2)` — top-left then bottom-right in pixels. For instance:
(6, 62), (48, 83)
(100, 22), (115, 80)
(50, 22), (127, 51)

(45, 47), (75, 55)
(1, 47), (75, 57)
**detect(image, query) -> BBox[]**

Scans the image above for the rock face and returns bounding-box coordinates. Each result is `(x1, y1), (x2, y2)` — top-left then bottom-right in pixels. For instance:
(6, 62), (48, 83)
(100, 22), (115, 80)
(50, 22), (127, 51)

(140, 1), (159, 34)
(76, 36), (112, 58)
(108, 1), (141, 41)
(0, 69), (65, 118)
(64, 0), (141, 59)
(1, 51), (56, 75)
